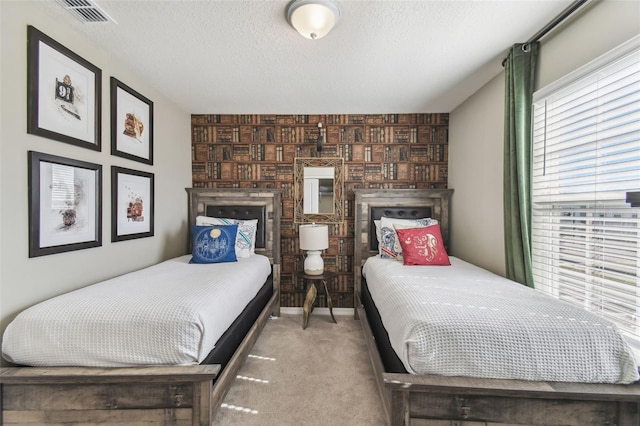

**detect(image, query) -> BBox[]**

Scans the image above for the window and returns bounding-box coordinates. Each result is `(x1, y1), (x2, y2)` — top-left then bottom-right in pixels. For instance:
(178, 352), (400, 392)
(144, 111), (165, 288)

(531, 36), (640, 353)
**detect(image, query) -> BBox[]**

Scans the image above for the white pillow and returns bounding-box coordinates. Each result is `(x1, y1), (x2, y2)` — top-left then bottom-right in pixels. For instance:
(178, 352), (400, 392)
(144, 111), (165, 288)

(195, 216), (258, 258)
(379, 216), (438, 260)
(374, 219), (382, 243)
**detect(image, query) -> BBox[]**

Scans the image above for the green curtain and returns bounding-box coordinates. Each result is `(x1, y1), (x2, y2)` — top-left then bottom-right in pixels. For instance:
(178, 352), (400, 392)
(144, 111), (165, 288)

(503, 42), (538, 288)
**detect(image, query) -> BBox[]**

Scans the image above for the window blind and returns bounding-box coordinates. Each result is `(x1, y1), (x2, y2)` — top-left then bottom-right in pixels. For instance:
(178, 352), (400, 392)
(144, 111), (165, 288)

(531, 39), (640, 351)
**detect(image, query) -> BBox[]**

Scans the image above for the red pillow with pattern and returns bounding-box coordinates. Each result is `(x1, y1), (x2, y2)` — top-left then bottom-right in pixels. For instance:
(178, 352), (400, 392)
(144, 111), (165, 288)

(395, 225), (450, 266)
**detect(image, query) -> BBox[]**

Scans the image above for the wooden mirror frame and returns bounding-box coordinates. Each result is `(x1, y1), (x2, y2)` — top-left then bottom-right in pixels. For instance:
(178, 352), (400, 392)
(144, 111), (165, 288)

(294, 157), (344, 224)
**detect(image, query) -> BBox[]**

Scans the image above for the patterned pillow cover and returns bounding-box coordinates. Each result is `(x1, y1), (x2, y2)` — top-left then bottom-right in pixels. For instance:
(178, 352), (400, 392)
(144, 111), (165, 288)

(190, 224), (238, 264)
(379, 216), (438, 260)
(195, 216), (258, 258)
(395, 224), (450, 266)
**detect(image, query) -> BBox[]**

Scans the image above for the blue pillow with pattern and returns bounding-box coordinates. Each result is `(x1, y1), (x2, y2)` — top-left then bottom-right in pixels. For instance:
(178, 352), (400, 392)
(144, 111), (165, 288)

(190, 224), (238, 264)
(195, 216), (258, 258)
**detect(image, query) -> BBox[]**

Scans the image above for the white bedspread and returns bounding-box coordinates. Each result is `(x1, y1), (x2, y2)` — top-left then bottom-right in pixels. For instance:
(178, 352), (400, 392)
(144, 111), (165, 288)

(363, 256), (639, 384)
(2, 254), (271, 367)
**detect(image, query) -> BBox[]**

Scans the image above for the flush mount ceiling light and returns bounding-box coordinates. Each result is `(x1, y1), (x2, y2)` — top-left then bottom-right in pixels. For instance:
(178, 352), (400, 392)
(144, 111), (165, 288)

(286, 0), (341, 40)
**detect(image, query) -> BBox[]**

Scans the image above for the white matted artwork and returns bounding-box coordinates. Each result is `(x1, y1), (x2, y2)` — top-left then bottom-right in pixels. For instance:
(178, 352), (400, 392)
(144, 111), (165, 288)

(28, 151), (102, 257)
(27, 26), (101, 150)
(110, 77), (153, 165)
(111, 166), (154, 241)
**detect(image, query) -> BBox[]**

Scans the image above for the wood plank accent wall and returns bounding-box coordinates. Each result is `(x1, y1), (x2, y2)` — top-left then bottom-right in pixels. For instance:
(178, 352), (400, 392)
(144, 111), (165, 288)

(191, 114), (449, 308)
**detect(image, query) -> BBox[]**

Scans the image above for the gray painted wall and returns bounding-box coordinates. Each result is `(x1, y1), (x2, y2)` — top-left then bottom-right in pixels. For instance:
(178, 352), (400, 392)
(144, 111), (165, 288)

(0, 1), (192, 365)
(448, 0), (640, 276)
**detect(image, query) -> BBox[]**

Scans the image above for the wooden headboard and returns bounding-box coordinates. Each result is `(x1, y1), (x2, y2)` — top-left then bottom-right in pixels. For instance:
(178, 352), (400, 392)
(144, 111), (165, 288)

(204, 204), (267, 249)
(353, 188), (453, 305)
(185, 188), (282, 264)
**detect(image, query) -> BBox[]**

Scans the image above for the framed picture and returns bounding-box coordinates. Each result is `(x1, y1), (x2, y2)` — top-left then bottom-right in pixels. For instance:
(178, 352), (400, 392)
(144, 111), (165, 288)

(27, 26), (101, 151)
(111, 166), (154, 242)
(28, 151), (102, 257)
(111, 77), (154, 165)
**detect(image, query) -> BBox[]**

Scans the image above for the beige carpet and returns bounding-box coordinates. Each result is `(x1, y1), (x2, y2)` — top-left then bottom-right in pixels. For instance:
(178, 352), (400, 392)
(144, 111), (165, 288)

(212, 314), (387, 426)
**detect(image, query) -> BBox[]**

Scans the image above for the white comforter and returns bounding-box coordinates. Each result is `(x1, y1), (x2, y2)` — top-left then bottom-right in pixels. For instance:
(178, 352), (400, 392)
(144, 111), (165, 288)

(2, 254), (271, 367)
(363, 256), (639, 384)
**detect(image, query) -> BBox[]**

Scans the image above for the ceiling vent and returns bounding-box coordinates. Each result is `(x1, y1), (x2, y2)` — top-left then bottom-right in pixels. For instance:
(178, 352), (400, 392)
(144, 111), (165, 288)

(55, 0), (116, 24)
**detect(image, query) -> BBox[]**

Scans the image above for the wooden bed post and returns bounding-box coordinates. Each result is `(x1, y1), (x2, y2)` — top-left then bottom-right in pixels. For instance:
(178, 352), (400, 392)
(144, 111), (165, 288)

(390, 389), (410, 426)
(272, 263), (281, 317)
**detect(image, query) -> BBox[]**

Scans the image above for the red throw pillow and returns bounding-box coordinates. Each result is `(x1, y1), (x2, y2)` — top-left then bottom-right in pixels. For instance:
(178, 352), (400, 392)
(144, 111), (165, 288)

(395, 225), (451, 266)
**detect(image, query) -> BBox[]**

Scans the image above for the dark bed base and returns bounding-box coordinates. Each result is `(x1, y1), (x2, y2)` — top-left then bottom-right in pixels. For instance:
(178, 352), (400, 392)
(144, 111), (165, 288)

(361, 277), (406, 374)
(201, 274), (273, 368)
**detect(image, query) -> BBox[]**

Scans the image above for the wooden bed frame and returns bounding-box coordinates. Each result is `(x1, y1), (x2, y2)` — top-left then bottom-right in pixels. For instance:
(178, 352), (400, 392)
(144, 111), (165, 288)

(353, 188), (640, 426)
(0, 188), (282, 425)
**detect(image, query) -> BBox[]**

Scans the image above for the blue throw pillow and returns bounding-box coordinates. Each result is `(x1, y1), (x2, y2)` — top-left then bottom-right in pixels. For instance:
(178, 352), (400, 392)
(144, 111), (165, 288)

(190, 224), (238, 264)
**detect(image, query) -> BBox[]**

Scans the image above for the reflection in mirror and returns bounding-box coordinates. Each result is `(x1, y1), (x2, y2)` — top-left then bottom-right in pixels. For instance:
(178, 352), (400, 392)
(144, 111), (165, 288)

(303, 167), (334, 214)
(294, 157), (344, 224)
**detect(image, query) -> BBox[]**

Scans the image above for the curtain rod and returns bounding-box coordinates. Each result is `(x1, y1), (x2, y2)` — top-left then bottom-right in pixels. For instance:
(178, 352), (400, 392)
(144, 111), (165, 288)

(502, 0), (591, 66)
(526, 0), (591, 44)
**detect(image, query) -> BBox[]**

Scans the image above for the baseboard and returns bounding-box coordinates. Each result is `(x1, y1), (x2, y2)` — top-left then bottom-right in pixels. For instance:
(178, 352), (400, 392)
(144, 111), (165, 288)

(280, 307), (355, 316)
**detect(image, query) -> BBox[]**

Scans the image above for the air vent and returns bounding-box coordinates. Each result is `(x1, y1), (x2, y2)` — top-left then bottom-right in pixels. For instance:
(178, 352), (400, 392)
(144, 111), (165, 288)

(55, 0), (116, 24)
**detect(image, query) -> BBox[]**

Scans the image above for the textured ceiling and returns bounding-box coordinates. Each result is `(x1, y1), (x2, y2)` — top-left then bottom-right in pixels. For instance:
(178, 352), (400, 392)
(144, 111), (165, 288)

(37, 0), (574, 114)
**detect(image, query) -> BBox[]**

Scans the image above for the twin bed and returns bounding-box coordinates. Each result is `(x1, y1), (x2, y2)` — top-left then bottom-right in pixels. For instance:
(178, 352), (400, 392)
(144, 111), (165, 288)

(2, 187), (639, 426)
(0, 188), (281, 425)
(354, 189), (640, 426)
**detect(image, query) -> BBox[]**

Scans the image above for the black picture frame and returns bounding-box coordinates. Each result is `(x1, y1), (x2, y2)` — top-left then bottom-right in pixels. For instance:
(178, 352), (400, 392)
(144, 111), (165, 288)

(28, 151), (102, 257)
(111, 166), (155, 242)
(27, 25), (102, 151)
(110, 77), (154, 165)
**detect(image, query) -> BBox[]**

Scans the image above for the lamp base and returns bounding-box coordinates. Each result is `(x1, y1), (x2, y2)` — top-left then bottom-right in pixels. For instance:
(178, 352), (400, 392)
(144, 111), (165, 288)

(303, 250), (324, 275)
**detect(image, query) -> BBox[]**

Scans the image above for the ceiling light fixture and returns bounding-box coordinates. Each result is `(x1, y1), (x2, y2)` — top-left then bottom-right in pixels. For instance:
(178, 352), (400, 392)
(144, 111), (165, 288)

(286, 0), (341, 40)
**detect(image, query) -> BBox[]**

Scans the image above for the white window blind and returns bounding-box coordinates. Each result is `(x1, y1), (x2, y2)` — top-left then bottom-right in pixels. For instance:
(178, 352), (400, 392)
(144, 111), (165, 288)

(531, 38), (640, 352)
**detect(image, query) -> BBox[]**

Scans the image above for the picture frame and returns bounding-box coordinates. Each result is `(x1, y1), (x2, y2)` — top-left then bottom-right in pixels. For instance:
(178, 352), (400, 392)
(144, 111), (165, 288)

(111, 77), (154, 165)
(111, 166), (154, 242)
(27, 26), (102, 151)
(28, 151), (102, 258)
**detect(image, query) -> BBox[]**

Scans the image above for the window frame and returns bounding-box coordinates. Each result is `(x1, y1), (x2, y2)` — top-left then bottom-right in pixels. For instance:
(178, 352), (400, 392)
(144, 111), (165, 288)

(531, 35), (640, 354)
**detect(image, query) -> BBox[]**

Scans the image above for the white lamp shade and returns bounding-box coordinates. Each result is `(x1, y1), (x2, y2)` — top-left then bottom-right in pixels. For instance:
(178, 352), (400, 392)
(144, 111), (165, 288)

(286, 0), (340, 40)
(299, 224), (329, 251)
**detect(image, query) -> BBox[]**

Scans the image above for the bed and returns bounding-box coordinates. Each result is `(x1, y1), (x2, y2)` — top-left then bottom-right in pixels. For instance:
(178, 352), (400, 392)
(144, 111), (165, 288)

(0, 187), (282, 425)
(353, 188), (640, 426)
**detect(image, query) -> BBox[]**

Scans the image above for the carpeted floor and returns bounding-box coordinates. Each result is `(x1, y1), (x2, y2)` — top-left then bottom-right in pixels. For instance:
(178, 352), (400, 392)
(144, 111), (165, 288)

(212, 314), (387, 425)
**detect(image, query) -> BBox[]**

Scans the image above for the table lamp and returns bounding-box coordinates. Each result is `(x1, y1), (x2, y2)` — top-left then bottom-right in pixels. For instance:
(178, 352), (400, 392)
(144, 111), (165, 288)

(299, 224), (329, 275)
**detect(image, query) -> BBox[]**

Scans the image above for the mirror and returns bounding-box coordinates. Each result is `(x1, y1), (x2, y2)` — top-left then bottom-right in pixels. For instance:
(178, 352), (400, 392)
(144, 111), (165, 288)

(303, 167), (334, 214)
(294, 157), (344, 224)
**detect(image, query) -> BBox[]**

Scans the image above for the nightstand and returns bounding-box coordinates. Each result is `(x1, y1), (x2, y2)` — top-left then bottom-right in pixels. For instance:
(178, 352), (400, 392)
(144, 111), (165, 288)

(296, 271), (337, 329)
